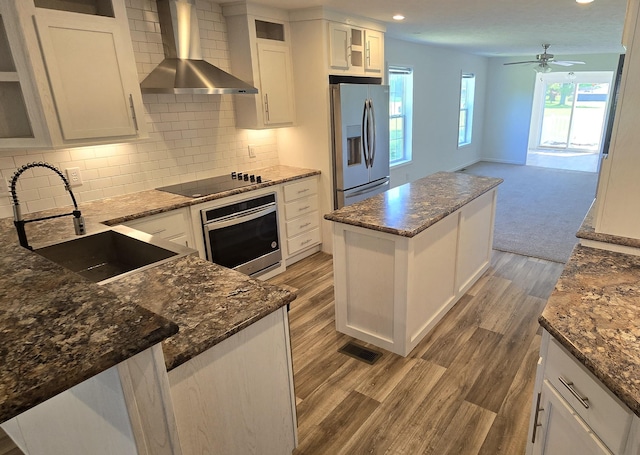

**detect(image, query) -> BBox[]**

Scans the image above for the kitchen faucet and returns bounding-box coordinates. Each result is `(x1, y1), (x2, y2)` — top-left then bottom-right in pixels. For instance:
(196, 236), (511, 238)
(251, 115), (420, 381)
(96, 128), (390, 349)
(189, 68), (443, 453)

(10, 162), (86, 250)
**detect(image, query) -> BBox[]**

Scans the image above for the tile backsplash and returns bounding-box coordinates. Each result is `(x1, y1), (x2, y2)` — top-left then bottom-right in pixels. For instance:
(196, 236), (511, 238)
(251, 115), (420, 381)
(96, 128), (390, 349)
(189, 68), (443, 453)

(0, 0), (279, 219)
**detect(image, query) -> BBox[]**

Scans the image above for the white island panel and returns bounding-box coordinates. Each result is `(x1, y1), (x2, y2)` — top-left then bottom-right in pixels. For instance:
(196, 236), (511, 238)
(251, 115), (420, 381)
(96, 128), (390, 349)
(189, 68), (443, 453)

(329, 179), (499, 357)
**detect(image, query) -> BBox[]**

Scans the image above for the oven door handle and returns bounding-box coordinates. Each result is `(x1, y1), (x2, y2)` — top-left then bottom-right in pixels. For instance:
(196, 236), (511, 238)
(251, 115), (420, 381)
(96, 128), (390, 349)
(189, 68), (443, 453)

(203, 204), (276, 230)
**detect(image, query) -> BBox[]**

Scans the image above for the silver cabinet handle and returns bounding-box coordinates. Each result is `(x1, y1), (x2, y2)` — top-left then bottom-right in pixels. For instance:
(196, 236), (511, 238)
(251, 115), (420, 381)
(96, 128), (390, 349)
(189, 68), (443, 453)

(298, 206), (310, 212)
(264, 93), (270, 122)
(559, 377), (590, 409)
(129, 94), (139, 131)
(531, 392), (544, 444)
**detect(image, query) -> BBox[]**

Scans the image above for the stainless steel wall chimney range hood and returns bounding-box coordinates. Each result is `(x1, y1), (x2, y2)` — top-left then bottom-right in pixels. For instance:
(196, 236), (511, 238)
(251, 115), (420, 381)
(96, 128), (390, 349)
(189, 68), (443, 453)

(140, 0), (258, 95)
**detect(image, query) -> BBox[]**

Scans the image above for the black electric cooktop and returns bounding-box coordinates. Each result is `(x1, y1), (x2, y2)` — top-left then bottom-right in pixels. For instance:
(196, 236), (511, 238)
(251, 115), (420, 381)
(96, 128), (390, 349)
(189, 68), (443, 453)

(156, 172), (269, 198)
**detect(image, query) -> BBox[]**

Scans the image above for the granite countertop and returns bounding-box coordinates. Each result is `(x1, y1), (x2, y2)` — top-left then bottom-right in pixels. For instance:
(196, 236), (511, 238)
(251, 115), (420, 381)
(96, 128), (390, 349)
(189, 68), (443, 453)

(540, 244), (640, 417)
(104, 255), (295, 371)
(0, 165), (312, 422)
(577, 201), (640, 249)
(0, 233), (178, 423)
(324, 171), (503, 237)
(20, 165), (320, 245)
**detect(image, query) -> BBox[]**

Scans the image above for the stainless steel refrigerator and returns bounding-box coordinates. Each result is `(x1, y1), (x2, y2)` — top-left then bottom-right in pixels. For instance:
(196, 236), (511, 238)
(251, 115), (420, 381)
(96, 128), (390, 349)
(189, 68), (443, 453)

(331, 83), (390, 209)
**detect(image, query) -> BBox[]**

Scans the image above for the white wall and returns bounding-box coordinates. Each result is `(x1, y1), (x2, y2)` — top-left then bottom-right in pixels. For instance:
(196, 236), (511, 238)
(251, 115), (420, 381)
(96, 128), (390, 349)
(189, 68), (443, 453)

(385, 38), (488, 187)
(0, 0), (279, 219)
(482, 53), (621, 164)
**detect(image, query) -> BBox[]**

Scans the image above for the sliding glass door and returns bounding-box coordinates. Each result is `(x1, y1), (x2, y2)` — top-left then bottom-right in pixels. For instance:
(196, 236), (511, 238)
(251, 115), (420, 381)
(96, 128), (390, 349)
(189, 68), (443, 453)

(539, 81), (610, 152)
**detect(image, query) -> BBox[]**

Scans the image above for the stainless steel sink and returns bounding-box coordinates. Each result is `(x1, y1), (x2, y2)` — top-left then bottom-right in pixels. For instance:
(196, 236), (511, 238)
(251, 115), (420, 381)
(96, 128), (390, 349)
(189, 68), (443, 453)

(35, 225), (195, 284)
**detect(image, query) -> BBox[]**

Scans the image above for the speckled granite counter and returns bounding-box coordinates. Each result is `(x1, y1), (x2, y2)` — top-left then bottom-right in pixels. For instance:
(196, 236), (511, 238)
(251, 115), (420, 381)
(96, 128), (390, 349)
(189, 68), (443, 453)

(540, 244), (640, 417)
(0, 165), (310, 422)
(323, 171), (503, 237)
(20, 165), (320, 245)
(0, 236), (178, 423)
(577, 200), (640, 249)
(104, 255), (295, 371)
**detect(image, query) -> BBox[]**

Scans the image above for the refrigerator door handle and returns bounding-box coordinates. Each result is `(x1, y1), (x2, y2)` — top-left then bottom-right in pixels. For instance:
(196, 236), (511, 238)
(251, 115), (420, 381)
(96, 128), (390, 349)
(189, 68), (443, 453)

(346, 178), (390, 197)
(369, 99), (376, 168)
(362, 99), (369, 168)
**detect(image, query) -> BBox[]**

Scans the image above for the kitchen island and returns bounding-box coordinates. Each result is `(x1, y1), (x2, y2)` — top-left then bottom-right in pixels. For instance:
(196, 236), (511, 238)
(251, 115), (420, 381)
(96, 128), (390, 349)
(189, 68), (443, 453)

(0, 164), (314, 454)
(324, 171), (502, 356)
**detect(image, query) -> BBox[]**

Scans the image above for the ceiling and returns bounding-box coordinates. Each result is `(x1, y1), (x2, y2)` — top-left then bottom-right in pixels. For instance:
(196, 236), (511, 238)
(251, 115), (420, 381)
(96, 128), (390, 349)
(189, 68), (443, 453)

(228, 0), (629, 57)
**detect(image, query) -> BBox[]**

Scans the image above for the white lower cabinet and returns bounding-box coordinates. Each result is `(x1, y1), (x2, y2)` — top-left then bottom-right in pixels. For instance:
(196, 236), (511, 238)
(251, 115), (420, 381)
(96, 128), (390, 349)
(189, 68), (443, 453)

(528, 331), (637, 455)
(535, 380), (613, 455)
(168, 306), (298, 454)
(123, 208), (194, 249)
(281, 177), (321, 262)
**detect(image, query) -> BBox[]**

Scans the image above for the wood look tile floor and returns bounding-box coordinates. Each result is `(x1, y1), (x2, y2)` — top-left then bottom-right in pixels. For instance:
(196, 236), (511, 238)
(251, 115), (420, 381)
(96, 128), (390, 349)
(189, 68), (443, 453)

(268, 250), (564, 455)
(0, 249), (563, 455)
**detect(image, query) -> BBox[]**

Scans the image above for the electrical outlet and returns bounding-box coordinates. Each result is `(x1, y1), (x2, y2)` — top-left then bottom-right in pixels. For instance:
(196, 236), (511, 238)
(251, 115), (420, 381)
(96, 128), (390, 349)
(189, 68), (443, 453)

(65, 167), (83, 187)
(248, 145), (256, 158)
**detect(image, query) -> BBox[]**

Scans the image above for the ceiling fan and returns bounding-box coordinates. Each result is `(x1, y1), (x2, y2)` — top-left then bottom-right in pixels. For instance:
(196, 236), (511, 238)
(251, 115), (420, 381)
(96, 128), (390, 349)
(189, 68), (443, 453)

(504, 44), (586, 73)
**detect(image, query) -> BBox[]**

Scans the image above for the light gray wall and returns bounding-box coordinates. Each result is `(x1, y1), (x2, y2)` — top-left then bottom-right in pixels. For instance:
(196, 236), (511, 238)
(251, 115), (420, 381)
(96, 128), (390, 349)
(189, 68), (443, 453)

(385, 38), (488, 187)
(482, 53), (621, 164)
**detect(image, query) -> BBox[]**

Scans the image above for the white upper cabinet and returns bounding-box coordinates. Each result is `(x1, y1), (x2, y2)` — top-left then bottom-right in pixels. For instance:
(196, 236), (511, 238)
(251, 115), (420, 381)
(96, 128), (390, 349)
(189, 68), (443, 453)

(364, 29), (383, 73)
(328, 22), (350, 70)
(0, 4), (52, 149)
(0, 0), (146, 150)
(325, 18), (384, 76)
(224, 4), (296, 129)
(257, 42), (295, 125)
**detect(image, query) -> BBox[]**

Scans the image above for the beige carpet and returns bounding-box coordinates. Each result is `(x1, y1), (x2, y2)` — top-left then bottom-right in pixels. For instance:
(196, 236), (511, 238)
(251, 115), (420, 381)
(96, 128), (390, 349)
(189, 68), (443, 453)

(462, 162), (598, 263)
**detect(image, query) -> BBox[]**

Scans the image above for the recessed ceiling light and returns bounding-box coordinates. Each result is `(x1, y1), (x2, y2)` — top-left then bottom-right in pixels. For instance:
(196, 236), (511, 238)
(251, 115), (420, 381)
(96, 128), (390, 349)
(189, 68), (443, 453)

(393, 14), (405, 21)
(576, 0), (594, 3)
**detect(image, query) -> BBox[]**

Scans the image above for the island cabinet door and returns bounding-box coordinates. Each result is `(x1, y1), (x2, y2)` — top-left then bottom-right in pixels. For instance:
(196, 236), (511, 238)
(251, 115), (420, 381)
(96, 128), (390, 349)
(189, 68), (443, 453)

(167, 306), (298, 454)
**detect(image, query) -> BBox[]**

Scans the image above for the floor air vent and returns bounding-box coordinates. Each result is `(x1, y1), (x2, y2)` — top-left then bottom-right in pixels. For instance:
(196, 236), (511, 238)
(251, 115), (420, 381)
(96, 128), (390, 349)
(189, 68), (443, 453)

(338, 342), (383, 365)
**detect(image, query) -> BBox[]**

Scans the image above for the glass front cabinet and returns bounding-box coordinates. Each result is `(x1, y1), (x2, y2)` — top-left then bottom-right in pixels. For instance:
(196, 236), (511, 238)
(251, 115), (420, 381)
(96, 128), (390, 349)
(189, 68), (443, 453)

(0, 0), (146, 150)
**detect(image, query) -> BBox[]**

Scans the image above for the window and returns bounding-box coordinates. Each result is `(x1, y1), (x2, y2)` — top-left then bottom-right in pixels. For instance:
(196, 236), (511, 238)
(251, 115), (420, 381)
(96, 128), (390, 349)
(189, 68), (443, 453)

(389, 66), (413, 166)
(458, 73), (475, 147)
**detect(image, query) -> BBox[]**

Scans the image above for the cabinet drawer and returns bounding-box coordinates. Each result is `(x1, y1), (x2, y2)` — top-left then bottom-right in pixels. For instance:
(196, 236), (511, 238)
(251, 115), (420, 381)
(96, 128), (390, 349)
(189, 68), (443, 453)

(287, 227), (320, 255)
(284, 196), (318, 220)
(545, 338), (632, 454)
(283, 178), (318, 202)
(124, 210), (187, 240)
(285, 211), (319, 238)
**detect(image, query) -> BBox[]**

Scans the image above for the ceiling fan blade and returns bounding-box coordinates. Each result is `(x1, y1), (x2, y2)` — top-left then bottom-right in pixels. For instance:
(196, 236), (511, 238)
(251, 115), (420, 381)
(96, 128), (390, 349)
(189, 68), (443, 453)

(549, 61), (586, 66)
(503, 61), (540, 66)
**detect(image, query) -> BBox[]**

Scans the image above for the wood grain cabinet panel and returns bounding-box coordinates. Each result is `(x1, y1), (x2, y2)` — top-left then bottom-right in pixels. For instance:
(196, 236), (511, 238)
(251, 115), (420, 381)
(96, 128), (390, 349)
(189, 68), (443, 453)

(167, 306), (298, 454)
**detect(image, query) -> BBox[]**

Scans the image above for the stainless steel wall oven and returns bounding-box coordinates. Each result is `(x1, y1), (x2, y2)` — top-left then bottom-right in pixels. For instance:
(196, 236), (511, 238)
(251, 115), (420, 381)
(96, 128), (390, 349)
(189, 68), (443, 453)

(201, 193), (281, 277)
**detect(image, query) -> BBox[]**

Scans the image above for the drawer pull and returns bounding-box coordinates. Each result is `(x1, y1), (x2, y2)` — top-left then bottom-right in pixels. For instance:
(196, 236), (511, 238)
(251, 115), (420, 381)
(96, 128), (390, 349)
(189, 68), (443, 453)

(531, 392), (543, 444)
(299, 206), (310, 212)
(297, 188), (310, 194)
(300, 222), (311, 229)
(301, 239), (312, 245)
(559, 377), (590, 409)
(150, 228), (167, 235)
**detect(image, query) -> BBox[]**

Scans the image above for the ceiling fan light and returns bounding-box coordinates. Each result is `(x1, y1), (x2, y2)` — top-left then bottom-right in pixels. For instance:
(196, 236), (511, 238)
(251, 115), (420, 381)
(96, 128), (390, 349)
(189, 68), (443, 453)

(534, 65), (552, 73)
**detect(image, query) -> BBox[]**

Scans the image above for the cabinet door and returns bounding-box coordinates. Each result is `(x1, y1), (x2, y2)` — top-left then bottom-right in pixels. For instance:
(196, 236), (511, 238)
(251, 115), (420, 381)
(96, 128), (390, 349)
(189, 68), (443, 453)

(365, 29), (383, 73)
(257, 42), (295, 125)
(0, 3), (51, 149)
(535, 380), (613, 455)
(328, 22), (350, 70)
(34, 11), (139, 141)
